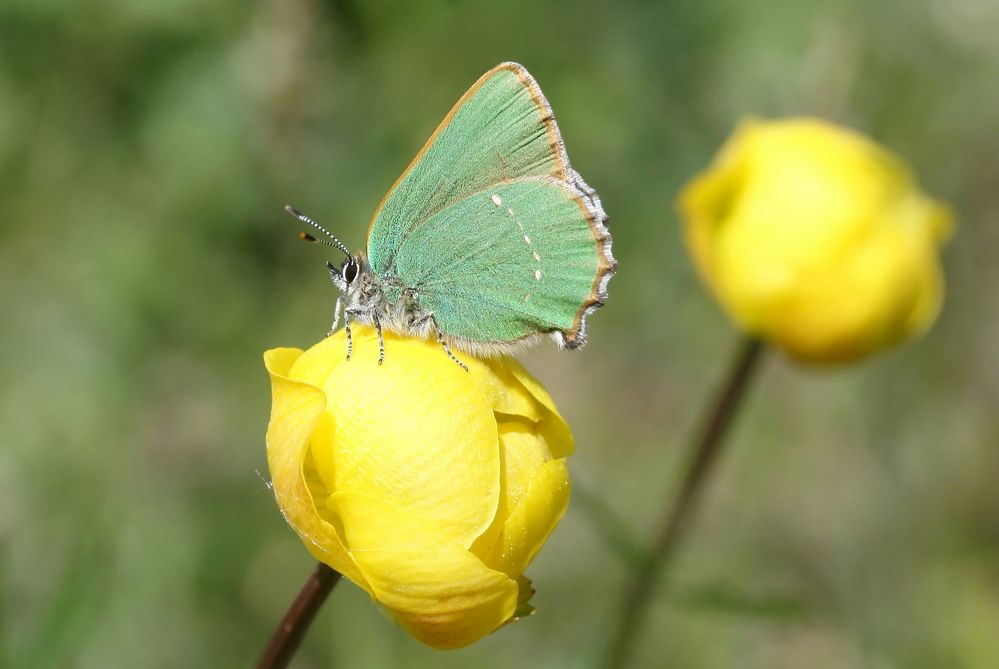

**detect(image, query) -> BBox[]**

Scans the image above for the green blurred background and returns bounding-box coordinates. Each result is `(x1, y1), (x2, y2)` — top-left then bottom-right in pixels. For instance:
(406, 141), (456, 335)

(2, 0), (997, 666)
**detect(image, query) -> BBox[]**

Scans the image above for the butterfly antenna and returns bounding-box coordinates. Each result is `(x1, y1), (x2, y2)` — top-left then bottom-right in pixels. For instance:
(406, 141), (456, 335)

(284, 205), (351, 258)
(298, 231), (335, 247)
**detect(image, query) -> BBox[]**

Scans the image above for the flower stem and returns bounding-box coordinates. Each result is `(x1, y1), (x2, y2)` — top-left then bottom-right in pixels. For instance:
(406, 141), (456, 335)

(603, 337), (765, 669)
(257, 562), (341, 669)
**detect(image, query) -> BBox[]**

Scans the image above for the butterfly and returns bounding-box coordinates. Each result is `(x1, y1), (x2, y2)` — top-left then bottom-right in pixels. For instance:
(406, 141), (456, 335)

(288, 62), (615, 369)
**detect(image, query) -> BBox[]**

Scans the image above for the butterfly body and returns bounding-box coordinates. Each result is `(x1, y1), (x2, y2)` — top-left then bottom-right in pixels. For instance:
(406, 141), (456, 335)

(296, 62), (615, 365)
(333, 256), (435, 345)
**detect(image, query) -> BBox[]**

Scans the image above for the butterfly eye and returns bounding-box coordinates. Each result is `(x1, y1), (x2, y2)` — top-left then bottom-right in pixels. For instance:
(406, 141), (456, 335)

(343, 259), (359, 284)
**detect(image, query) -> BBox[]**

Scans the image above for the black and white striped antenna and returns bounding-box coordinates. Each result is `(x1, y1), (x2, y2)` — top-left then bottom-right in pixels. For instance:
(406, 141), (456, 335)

(284, 205), (351, 259)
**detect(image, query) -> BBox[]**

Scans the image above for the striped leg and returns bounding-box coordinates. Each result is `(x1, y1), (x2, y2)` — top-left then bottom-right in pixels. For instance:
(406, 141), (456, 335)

(343, 309), (354, 361)
(373, 312), (385, 365)
(327, 297), (342, 337)
(430, 315), (468, 371)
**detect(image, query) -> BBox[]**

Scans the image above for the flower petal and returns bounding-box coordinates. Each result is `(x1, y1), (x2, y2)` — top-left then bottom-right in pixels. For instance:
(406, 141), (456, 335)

(501, 358), (574, 458)
(678, 117), (954, 364)
(313, 326), (501, 548)
(471, 450), (570, 578)
(470, 358), (546, 422)
(287, 333), (348, 388)
(264, 348), (368, 588)
(329, 490), (518, 650)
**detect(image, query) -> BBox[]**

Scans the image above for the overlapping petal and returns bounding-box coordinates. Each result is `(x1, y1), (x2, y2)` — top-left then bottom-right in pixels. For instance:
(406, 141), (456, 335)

(264, 348), (367, 587)
(471, 421), (571, 577)
(329, 490), (518, 649)
(680, 118), (953, 363)
(264, 325), (572, 648)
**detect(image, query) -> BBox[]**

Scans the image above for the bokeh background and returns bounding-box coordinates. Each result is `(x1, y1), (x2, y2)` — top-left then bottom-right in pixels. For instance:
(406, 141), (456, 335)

(2, 0), (997, 666)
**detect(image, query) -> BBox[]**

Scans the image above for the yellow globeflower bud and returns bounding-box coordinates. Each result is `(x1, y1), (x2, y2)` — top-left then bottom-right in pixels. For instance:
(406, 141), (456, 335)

(680, 118), (954, 364)
(263, 326), (572, 649)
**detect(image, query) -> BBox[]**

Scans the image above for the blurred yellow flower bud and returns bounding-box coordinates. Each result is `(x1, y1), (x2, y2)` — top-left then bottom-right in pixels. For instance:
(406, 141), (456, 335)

(263, 326), (572, 649)
(680, 118), (954, 364)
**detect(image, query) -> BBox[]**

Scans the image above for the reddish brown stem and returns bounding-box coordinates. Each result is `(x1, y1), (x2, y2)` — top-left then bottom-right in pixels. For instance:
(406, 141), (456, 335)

(603, 337), (765, 669)
(257, 562), (341, 669)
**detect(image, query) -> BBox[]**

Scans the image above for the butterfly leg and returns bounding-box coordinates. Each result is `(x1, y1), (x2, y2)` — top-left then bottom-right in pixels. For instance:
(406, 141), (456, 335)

(430, 315), (468, 372)
(343, 309), (353, 361)
(372, 312), (385, 365)
(327, 297), (342, 337)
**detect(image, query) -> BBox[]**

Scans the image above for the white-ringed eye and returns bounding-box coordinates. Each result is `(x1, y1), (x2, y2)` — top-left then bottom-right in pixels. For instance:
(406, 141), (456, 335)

(343, 259), (359, 284)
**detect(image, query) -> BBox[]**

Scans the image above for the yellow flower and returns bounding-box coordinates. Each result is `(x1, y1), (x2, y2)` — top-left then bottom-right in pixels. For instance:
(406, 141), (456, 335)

(680, 118), (954, 364)
(263, 326), (572, 649)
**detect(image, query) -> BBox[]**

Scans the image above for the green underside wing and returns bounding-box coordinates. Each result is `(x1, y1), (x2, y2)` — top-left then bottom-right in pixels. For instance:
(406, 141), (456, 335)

(366, 62), (614, 347)
(396, 177), (599, 342)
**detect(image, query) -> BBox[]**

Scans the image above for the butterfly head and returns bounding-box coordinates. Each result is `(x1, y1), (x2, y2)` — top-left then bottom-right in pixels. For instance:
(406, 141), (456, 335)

(326, 255), (366, 295)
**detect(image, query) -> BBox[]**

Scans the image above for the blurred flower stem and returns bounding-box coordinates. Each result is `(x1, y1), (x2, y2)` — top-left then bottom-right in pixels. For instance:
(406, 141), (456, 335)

(257, 562), (341, 669)
(604, 337), (764, 669)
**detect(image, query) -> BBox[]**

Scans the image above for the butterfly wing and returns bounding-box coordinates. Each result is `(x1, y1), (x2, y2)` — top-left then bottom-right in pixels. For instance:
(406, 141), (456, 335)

(394, 176), (611, 348)
(367, 62), (614, 348)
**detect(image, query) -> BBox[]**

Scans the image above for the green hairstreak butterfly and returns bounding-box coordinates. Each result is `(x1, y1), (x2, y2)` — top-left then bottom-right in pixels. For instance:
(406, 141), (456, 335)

(289, 62), (615, 368)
